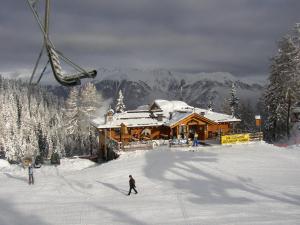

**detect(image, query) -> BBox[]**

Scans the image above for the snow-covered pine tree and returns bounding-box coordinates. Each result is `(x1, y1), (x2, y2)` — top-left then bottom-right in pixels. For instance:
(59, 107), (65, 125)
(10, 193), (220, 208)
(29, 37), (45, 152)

(64, 87), (80, 135)
(238, 101), (256, 132)
(4, 93), (20, 162)
(0, 77), (66, 162)
(115, 90), (126, 113)
(228, 82), (239, 118)
(207, 99), (214, 111)
(63, 87), (81, 156)
(79, 82), (101, 129)
(0, 91), (4, 153)
(79, 82), (103, 155)
(264, 31), (300, 141)
(36, 123), (48, 158)
(19, 105), (38, 158)
(221, 96), (231, 115)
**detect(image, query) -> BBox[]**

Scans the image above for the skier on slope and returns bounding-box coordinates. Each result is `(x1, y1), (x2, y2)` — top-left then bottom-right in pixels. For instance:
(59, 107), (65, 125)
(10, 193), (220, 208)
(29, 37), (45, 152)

(28, 164), (34, 185)
(128, 175), (138, 195)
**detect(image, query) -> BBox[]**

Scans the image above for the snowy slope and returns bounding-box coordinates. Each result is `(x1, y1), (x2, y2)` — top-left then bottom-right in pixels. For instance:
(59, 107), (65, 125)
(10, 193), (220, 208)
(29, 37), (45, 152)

(1, 143), (300, 225)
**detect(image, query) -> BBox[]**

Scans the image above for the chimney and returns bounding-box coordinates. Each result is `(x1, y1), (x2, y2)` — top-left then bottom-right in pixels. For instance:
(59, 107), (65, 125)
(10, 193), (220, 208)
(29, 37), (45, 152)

(105, 109), (114, 124)
(157, 113), (163, 121)
(169, 112), (173, 120)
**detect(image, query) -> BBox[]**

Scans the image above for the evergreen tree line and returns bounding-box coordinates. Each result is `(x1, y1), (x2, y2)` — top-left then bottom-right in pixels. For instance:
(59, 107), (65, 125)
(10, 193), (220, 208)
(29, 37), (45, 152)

(262, 24), (300, 142)
(220, 24), (300, 141)
(0, 77), (102, 163)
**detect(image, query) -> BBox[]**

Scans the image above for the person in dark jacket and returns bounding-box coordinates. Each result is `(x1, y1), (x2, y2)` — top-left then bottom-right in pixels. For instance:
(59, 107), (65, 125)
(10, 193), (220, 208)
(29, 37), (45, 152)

(128, 175), (138, 195)
(28, 164), (34, 185)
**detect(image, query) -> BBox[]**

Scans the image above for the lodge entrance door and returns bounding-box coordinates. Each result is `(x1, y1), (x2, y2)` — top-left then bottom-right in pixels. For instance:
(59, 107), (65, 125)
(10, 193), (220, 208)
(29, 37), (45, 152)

(188, 125), (205, 140)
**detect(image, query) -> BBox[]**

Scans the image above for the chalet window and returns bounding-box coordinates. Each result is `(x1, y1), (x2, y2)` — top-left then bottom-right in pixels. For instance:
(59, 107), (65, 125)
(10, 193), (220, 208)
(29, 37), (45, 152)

(188, 127), (194, 134)
(179, 125), (187, 134)
(115, 128), (120, 135)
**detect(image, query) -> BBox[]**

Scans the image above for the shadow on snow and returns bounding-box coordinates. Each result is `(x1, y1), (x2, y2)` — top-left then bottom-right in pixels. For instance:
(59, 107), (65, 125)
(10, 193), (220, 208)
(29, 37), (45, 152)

(0, 197), (51, 225)
(143, 149), (300, 206)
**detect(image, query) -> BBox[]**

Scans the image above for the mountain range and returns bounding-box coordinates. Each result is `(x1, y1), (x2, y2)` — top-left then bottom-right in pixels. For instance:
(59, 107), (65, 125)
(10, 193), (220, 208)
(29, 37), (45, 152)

(2, 68), (265, 112)
(93, 68), (265, 111)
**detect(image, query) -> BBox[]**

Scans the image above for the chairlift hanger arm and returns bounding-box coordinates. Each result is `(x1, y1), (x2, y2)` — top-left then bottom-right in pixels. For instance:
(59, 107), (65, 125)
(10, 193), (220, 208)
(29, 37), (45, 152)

(26, 0), (97, 86)
(29, 44), (45, 85)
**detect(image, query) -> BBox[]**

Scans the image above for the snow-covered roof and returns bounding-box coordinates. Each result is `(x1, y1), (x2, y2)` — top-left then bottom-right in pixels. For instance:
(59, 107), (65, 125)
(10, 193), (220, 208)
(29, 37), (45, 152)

(194, 108), (241, 123)
(151, 100), (240, 123)
(165, 111), (193, 127)
(136, 105), (150, 110)
(91, 117), (105, 127)
(95, 119), (163, 129)
(93, 99), (240, 129)
(93, 111), (164, 129)
(151, 99), (194, 117)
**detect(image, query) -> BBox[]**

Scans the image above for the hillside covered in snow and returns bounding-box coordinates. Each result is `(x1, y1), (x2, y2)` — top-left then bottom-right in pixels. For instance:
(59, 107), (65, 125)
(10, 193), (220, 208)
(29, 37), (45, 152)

(2, 68), (265, 112)
(0, 142), (300, 225)
(94, 68), (264, 111)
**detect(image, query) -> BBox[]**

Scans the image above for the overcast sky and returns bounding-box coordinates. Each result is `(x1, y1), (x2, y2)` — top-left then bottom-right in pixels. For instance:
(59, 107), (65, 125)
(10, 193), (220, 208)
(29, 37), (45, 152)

(1, 0), (300, 80)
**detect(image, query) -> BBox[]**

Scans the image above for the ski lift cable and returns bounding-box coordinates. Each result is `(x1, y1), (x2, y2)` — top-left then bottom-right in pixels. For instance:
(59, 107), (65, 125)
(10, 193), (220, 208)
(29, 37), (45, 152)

(35, 60), (50, 85)
(26, 0), (54, 47)
(26, 0), (97, 86)
(26, 0), (82, 72)
(29, 44), (45, 85)
(26, 0), (51, 85)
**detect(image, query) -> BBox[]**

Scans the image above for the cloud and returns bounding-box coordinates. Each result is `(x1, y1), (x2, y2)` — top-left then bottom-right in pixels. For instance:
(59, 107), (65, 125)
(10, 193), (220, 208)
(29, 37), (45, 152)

(1, 0), (300, 79)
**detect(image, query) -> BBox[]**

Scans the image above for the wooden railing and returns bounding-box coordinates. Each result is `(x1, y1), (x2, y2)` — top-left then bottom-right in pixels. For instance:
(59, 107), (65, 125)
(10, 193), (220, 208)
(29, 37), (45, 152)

(122, 140), (154, 151)
(249, 132), (264, 141)
(221, 132), (264, 145)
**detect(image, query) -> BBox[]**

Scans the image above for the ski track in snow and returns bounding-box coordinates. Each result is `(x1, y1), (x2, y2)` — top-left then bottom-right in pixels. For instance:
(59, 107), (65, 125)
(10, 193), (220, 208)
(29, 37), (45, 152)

(0, 143), (300, 225)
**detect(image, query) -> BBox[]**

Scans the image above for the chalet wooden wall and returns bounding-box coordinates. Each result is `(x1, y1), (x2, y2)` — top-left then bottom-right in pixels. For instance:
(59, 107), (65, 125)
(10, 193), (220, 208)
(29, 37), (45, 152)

(97, 113), (235, 157)
(207, 123), (231, 138)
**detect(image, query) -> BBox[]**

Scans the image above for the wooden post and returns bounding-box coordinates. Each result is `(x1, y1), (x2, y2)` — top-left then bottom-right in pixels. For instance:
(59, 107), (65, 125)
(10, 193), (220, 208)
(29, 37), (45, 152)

(287, 92), (291, 140)
(205, 125), (208, 140)
(186, 124), (189, 139)
(255, 115), (262, 133)
(104, 129), (107, 160)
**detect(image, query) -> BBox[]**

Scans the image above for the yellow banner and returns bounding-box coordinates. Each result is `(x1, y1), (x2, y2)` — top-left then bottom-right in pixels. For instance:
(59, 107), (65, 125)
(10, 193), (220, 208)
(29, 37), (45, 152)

(221, 133), (250, 145)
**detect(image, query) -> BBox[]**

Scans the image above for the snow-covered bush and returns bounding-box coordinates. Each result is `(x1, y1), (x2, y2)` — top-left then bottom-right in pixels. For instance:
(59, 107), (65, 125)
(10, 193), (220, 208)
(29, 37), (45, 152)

(34, 155), (43, 165)
(50, 152), (60, 165)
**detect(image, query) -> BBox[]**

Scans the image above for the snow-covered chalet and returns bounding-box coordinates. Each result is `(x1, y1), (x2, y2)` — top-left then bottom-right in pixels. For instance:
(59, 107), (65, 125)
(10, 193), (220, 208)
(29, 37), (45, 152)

(92, 100), (240, 155)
